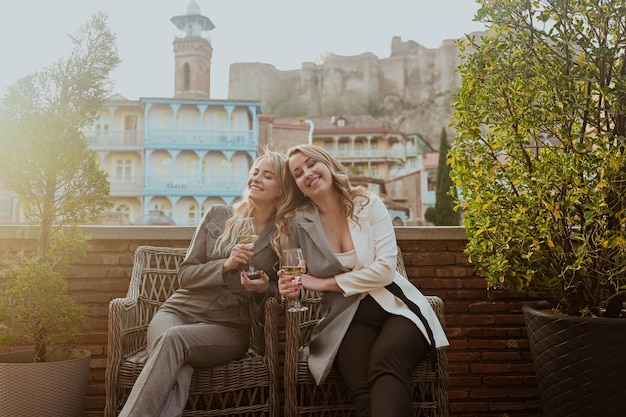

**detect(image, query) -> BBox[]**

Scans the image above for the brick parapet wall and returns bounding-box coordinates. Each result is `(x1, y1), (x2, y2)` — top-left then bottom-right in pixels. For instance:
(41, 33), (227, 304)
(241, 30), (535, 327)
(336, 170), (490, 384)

(0, 225), (541, 417)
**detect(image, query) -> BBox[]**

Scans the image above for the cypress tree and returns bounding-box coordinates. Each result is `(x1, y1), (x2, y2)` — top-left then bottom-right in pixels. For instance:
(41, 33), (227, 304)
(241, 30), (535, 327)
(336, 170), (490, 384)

(434, 128), (460, 225)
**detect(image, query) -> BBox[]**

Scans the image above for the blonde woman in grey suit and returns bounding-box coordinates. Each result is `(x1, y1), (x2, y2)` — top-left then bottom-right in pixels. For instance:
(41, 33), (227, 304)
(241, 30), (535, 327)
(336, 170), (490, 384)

(119, 150), (286, 417)
(276, 144), (449, 417)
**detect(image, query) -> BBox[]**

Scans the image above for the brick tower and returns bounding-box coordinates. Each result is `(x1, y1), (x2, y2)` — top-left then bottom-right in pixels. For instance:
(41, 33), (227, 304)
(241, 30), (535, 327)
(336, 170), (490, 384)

(171, 0), (215, 99)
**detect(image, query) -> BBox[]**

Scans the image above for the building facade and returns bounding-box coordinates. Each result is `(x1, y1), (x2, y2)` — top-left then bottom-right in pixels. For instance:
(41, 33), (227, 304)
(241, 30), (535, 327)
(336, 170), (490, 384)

(272, 116), (438, 225)
(85, 95), (262, 225)
(0, 1), (441, 226)
(89, 1), (266, 226)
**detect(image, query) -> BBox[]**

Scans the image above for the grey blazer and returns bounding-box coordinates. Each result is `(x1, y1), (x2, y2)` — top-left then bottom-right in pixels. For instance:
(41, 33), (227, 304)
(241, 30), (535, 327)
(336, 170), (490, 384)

(159, 205), (278, 329)
(289, 195), (449, 384)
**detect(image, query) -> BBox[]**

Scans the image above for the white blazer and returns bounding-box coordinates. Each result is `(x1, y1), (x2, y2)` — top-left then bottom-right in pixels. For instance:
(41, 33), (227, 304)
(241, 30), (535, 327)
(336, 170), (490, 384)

(289, 194), (449, 384)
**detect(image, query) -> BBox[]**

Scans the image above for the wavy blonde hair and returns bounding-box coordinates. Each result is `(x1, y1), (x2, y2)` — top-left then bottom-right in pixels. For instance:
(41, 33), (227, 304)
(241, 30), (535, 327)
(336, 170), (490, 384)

(276, 144), (370, 242)
(211, 149), (287, 260)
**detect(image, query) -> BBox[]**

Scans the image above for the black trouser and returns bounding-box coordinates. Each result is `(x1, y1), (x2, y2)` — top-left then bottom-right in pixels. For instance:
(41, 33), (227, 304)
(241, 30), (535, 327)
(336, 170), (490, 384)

(335, 295), (428, 417)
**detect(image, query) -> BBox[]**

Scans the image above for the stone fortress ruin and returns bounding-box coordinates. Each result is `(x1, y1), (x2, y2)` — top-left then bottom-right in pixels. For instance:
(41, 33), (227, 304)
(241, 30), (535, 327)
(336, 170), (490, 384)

(227, 33), (486, 149)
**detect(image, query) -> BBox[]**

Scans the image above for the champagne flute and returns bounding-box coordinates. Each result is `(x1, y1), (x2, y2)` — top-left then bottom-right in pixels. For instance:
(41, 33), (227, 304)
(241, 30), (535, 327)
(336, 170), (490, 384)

(236, 217), (260, 279)
(282, 248), (308, 312)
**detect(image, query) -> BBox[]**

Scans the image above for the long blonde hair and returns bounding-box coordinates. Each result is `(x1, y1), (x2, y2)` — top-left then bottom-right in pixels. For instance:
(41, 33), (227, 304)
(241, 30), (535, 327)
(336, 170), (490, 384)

(211, 149), (287, 259)
(276, 144), (370, 240)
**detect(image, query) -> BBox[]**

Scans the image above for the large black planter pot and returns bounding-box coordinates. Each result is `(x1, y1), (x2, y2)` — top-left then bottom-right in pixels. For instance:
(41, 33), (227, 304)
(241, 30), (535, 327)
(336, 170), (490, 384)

(522, 301), (626, 417)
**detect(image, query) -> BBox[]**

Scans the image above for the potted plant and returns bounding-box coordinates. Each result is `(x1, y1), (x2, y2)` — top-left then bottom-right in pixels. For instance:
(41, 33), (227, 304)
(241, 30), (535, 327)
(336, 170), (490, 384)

(0, 12), (119, 417)
(0, 228), (94, 417)
(449, 1), (626, 416)
(0, 228), (91, 361)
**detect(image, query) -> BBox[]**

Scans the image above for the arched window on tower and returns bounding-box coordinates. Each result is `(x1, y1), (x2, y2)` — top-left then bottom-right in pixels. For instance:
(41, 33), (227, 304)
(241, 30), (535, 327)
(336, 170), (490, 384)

(184, 63), (191, 90)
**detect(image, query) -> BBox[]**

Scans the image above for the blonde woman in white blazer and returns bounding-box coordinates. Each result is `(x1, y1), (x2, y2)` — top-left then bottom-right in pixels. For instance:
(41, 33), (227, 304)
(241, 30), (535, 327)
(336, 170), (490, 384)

(277, 145), (449, 417)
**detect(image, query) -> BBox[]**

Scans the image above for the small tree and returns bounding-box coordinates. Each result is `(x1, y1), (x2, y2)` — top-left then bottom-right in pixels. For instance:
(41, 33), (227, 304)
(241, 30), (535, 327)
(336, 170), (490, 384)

(434, 128), (460, 226)
(0, 12), (120, 361)
(0, 12), (120, 257)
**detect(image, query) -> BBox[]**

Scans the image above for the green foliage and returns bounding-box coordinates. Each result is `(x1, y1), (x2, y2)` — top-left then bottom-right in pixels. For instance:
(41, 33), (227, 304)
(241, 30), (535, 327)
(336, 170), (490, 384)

(450, 0), (626, 317)
(424, 206), (437, 224)
(0, 13), (119, 361)
(0, 247), (90, 362)
(0, 13), (118, 258)
(0, 11), (118, 253)
(434, 128), (461, 226)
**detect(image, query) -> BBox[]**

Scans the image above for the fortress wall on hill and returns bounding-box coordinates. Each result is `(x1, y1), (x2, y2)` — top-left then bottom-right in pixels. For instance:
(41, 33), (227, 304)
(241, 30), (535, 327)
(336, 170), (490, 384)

(228, 34), (485, 147)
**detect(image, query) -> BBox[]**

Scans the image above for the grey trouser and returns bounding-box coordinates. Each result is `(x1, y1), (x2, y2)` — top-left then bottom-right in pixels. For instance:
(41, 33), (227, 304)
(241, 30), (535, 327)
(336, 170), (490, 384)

(118, 310), (249, 417)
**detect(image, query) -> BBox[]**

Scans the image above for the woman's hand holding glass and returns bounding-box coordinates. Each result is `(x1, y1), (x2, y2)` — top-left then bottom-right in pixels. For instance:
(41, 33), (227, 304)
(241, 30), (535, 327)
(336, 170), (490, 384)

(227, 243), (254, 270)
(281, 248), (308, 312)
(235, 217), (261, 279)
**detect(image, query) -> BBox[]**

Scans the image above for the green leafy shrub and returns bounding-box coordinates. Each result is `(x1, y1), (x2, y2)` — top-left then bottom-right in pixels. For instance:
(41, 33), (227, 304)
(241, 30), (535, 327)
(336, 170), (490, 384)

(450, 0), (626, 317)
(0, 252), (89, 361)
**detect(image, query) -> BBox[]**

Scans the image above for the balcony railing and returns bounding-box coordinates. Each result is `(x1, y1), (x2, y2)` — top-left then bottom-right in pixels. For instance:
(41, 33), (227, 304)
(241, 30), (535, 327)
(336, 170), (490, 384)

(331, 149), (406, 162)
(84, 129), (258, 152)
(109, 176), (144, 196)
(84, 131), (144, 149)
(144, 175), (247, 196)
(145, 129), (256, 151)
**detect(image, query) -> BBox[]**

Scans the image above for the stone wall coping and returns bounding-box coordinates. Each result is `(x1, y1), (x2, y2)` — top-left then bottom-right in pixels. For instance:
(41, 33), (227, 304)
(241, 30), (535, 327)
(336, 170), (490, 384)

(0, 225), (468, 241)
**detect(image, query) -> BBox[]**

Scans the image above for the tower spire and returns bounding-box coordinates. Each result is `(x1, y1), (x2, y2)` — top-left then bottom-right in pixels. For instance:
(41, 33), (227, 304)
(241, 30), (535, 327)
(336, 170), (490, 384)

(171, 1), (215, 98)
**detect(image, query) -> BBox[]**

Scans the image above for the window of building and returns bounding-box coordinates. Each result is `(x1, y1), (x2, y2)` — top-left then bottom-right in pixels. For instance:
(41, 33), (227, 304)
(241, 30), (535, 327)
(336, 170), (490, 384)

(337, 118), (345, 127)
(157, 202), (173, 219)
(0, 191), (11, 215)
(188, 158), (199, 175)
(188, 204), (198, 225)
(184, 63), (191, 90)
(161, 156), (173, 175)
(427, 170), (437, 191)
(96, 123), (110, 136)
(124, 115), (137, 131)
(355, 140), (364, 151)
(370, 164), (378, 177)
(115, 159), (132, 182)
(218, 115), (227, 130)
(371, 140), (378, 150)
(324, 141), (333, 151)
(124, 115), (138, 144)
(192, 116), (202, 141)
(115, 204), (131, 220)
(339, 141), (349, 151)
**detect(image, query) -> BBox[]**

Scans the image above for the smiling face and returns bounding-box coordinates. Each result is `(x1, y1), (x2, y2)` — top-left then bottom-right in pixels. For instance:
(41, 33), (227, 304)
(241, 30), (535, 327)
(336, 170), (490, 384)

(247, 157), (281, 207)
(288, 150), (334, 200)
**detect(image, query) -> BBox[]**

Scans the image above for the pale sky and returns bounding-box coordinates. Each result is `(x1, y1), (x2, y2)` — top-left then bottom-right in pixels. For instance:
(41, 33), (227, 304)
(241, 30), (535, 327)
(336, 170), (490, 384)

(0, 0), (486, 101)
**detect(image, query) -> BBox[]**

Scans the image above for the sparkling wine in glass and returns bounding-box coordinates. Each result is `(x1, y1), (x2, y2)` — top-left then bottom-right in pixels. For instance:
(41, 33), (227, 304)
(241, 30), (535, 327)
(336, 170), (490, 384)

(282, 248), (308, 312)
(236, 217), (260, 279)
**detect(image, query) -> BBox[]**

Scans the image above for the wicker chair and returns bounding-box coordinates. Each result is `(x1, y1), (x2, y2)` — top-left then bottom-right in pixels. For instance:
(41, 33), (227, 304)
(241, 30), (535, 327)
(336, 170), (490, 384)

(283, 248), (449, 417)
(105, 245), (280, 417)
